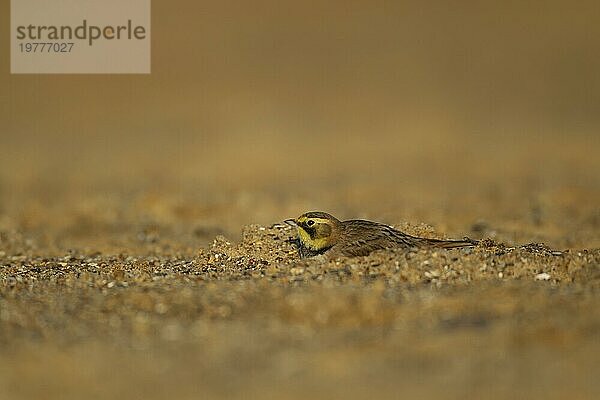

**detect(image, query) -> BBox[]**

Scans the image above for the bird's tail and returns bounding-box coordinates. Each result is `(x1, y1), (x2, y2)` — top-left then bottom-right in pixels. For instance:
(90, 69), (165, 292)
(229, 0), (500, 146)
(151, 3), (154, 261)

(420, 237), (479, 249)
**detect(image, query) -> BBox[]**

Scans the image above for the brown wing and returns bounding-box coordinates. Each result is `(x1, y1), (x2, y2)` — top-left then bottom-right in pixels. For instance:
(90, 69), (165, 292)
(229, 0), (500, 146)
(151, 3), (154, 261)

(332, 220), (477, 257)
(417, 237), (479, 249)
(333, 220), (421, 257)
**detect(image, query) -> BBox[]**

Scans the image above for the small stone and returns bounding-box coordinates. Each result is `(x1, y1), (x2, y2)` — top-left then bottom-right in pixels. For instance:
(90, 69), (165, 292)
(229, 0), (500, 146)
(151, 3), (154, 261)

(290, 267), (305, 275)
(535, 272), (551, 281)
(155, 303), (168, 314)
(424, 270), (440, 278)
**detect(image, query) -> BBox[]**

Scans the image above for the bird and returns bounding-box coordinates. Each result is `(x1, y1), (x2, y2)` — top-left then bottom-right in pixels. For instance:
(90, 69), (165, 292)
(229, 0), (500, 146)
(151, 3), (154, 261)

(285, 211), (478, 258)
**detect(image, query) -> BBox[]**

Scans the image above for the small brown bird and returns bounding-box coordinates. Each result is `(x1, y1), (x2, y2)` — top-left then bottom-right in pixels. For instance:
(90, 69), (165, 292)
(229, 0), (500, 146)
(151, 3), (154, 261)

(286, 211), (478, 258)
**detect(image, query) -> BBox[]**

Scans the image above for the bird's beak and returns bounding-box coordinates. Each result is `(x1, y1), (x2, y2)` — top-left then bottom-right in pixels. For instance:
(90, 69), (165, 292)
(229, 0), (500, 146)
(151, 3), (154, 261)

(284, 218), (297, 226)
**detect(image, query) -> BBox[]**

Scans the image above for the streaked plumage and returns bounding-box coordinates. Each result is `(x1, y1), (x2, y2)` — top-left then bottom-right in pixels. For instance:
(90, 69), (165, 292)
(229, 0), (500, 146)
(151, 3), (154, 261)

(287, 211), (477, 258)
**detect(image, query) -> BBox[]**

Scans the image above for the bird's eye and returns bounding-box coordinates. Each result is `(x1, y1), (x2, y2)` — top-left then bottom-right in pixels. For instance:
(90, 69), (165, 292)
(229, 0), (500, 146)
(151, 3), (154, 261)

(307, 220), (315, 226)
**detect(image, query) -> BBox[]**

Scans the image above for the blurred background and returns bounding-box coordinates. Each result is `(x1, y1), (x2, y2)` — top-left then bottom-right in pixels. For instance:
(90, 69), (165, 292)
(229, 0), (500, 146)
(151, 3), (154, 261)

(1, 0), (599, 252)
(1, 3), (600, 399)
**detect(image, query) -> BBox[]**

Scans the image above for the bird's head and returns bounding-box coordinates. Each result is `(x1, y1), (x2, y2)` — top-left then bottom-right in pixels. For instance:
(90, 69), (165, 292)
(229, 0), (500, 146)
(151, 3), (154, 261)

(285, 211), (341, 252)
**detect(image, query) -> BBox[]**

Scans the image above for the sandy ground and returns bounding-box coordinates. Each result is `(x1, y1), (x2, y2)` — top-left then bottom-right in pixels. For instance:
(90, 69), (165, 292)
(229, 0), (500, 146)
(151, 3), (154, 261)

(2, 1), (600, 398)
(0, 184), (598, 399)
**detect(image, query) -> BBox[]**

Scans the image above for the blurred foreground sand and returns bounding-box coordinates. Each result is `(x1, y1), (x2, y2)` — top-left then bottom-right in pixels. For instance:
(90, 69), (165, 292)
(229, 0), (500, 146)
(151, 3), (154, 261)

(1, 1), (599, 398)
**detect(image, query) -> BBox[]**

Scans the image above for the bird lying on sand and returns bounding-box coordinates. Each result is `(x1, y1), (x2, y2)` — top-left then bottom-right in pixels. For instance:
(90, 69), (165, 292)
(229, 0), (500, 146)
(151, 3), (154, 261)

(285, 211), (478, 258)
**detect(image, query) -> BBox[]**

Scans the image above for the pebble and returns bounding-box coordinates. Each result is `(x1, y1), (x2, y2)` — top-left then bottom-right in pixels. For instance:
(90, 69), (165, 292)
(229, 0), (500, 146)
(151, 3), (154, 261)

(424, 270), (440, 278)
(535, 272), (551, 281)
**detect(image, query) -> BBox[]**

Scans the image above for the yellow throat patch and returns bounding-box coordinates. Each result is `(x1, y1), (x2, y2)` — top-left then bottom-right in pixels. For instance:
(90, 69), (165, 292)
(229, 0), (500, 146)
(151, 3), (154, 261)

(296, 217), (333, 251)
